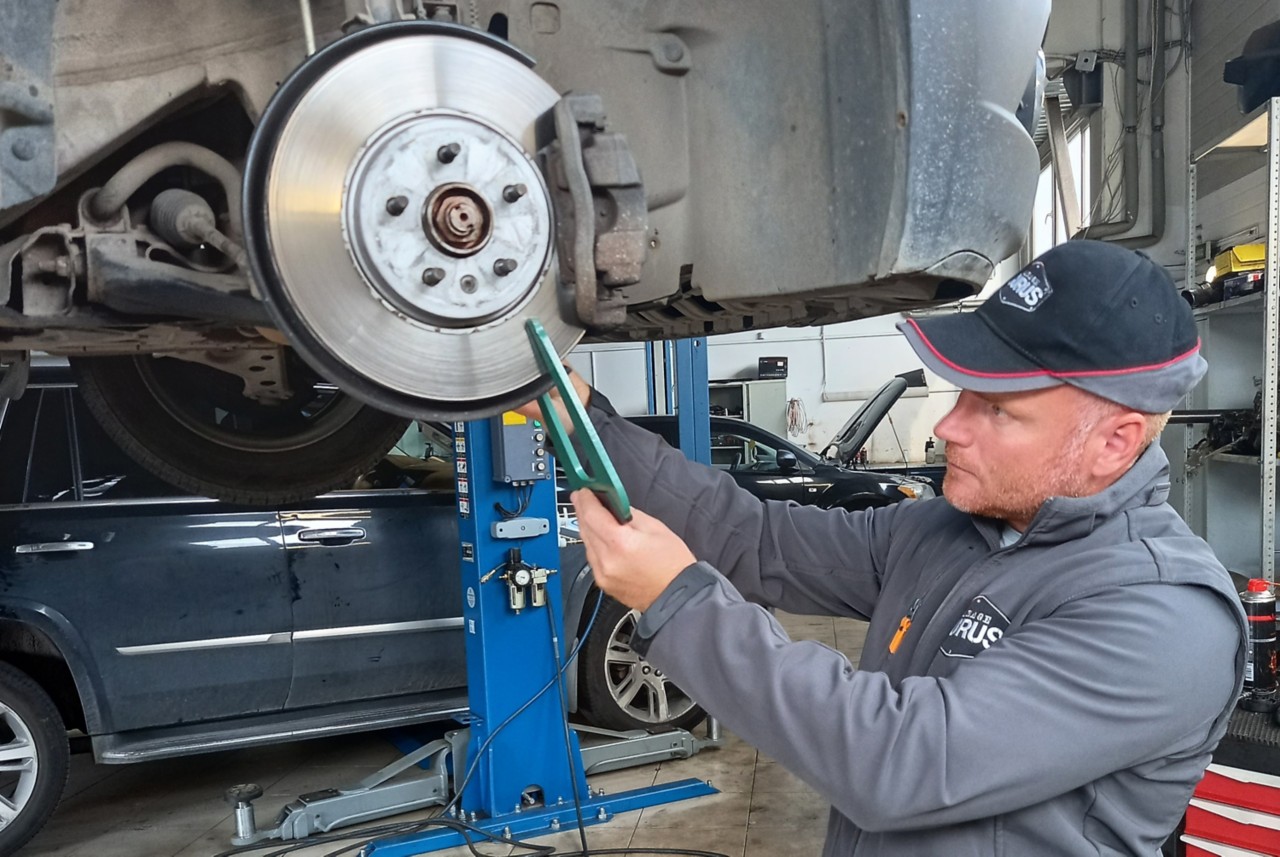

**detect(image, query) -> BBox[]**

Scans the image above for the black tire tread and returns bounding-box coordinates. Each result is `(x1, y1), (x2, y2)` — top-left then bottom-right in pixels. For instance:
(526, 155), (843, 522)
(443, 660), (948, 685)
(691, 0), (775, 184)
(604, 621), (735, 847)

(70, 356), (411, 505)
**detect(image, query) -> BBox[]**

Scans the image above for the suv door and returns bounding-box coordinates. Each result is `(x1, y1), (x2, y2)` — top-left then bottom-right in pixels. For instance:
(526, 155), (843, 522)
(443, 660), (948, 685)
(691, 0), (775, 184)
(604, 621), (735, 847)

(280, 479), (466, 710)
(0, 387), (293, 732)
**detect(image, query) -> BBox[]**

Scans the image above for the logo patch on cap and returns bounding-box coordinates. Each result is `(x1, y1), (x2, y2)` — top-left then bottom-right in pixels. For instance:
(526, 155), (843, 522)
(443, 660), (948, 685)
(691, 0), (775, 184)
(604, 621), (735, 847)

(998, 262), (1053, 313)
(940, 595), (1010, 659)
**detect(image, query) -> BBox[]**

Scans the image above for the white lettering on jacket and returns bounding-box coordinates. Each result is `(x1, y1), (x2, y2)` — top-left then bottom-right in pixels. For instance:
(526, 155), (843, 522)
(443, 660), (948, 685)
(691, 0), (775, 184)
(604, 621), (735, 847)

(940, 595), (1010, 659)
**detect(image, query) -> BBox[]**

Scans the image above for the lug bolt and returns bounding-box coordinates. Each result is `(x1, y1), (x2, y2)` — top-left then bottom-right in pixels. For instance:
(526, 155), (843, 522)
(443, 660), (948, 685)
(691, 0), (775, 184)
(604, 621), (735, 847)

(493, 258), (518, 277)
(385, 195), (409, 216)
(437, 142), (461, 164)
(460, 275), (478, 293)
(422, 267), (445, 286)
(502, 183), (527, 203)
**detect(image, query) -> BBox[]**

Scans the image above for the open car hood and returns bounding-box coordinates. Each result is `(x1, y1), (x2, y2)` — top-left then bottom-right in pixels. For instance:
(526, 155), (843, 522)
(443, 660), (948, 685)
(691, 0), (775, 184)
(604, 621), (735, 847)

(819, 376), (912, 467)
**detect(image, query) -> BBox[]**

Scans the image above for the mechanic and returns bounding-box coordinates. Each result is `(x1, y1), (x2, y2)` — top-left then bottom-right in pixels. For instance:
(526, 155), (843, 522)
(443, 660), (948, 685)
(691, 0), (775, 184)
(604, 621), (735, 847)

(525, 239), (1246, 856)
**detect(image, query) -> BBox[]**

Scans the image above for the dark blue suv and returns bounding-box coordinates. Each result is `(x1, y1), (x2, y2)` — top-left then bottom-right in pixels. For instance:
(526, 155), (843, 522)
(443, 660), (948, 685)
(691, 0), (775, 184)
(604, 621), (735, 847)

(0, 370), (633, 854)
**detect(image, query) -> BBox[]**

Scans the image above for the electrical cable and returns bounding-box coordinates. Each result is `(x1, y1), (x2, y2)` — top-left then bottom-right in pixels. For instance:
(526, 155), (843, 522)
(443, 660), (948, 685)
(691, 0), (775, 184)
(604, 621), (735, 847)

(215, 587), (729, 857)
(443, 588), (604, 816)
(785, 397), (807, 438)
(495, 482), (535, 518)
(546, 598), (591, 856)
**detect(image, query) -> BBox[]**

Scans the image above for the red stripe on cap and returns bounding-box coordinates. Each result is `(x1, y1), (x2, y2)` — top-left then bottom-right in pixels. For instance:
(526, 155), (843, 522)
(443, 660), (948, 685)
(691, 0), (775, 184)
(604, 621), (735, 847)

(904, 318), (1201, 380)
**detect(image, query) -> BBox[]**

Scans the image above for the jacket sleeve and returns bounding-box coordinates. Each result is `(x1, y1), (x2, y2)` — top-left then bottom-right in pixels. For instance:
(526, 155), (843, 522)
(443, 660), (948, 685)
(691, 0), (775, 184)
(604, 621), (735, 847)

(582, 401), (893, 619)
(641, 568), (1242, 831)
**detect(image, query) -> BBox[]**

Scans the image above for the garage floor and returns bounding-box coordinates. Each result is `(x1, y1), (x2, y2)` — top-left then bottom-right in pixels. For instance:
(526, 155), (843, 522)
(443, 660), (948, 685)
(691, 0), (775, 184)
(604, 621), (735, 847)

(24, 614), (867, 857)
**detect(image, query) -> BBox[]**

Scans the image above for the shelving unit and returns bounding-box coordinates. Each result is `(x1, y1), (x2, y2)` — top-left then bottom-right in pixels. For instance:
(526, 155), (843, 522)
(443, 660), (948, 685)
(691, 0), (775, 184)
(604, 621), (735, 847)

(707, 378), (787, 436)
(1180, 97), (1280, 582)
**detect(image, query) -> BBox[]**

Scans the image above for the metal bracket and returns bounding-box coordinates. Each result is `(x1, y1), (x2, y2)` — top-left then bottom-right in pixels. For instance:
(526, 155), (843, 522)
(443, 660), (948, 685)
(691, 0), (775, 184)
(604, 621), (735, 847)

(156, 347), (293, 403)
(539, 93), (648, 330)
(231, 735), (458, 846)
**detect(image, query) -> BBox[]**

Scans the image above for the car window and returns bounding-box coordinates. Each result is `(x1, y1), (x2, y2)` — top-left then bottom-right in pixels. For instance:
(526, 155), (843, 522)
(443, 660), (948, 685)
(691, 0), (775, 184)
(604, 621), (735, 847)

(346, 421), (456, 492)
(72, 394), (189, 500)
(711, 430), (785, 473)
(0, 388), (188, 505)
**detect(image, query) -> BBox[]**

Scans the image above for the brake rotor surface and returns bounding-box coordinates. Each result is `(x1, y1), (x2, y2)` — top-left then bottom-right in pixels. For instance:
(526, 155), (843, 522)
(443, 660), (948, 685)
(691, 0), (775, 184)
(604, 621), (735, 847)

(243, 23), (581, 420)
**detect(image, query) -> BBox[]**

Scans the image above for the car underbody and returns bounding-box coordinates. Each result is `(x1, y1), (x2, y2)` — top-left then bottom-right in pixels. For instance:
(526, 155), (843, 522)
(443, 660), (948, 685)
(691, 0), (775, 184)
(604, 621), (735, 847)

(0, 0), (1048, 501)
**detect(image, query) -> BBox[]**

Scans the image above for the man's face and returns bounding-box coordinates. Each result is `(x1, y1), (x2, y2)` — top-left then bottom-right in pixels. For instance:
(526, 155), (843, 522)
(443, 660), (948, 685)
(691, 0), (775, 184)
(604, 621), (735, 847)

(933, 385), (1107, 529)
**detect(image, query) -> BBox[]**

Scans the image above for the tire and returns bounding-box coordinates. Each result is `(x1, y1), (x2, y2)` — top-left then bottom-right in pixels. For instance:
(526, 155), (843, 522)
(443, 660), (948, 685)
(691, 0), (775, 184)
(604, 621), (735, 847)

(70, 354), (411, 505)
(578, 594), (706, 733)
(0, 662), (68, 856)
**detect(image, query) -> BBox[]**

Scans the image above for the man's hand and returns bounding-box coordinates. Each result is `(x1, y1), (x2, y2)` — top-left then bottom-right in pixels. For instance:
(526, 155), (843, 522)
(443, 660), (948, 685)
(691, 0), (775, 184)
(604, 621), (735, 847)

(513, 367), (592, 434)
(572, 488), (695, 613)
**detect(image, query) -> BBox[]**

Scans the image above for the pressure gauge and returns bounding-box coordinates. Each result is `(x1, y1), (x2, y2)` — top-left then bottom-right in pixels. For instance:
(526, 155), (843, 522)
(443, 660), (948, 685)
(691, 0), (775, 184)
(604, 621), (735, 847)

(512, 566), (534, 588)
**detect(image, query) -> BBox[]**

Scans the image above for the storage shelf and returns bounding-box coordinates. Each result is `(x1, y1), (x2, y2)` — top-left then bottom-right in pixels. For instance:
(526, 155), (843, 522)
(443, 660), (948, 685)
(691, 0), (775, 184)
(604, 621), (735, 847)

(1207, 452), (1268, 466)
(1193, 291), (1264, 319)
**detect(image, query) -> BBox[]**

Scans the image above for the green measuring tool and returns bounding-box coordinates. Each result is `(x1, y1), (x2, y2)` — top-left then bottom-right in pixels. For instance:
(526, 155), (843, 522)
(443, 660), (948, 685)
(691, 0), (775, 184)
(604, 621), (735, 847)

(525, 319), (632, 523)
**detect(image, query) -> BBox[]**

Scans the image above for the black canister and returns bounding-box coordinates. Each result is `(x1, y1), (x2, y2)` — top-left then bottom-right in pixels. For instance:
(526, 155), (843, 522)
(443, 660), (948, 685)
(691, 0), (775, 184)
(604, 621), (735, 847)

(1240, 578), (1278, 712)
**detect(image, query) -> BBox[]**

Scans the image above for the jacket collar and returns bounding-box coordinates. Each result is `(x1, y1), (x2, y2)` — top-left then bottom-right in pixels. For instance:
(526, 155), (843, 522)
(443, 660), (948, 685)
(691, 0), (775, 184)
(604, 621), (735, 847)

(971, 442), (1172, 548)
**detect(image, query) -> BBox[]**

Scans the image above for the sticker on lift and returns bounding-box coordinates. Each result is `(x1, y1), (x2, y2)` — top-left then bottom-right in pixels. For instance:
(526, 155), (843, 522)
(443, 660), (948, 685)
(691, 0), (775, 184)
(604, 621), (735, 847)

(458, 478), (469, 495)
(461, 543), (474, 562)
(459, 498), (470, 517)
(466, 587), (476, 609)
(457, 458), (467, 475)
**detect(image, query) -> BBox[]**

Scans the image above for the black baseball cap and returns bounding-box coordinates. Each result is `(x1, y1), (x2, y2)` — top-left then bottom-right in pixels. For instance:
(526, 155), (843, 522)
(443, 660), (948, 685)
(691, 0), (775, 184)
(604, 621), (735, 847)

(896, 240), (1206, 412)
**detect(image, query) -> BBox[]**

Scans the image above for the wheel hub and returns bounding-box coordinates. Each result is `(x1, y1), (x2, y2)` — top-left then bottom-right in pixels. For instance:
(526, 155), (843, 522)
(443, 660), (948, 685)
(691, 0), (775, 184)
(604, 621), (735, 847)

(344, 110), (553, 330)
(244, 23), (581, 420)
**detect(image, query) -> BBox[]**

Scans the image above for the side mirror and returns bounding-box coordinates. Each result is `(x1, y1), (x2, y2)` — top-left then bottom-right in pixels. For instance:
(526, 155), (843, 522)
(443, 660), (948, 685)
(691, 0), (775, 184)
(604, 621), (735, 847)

(776, 450), (798, 473)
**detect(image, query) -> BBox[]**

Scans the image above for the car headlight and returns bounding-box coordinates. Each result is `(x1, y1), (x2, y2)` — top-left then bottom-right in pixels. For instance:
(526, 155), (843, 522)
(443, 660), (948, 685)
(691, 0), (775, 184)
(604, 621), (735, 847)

(882, 481), (935, 500)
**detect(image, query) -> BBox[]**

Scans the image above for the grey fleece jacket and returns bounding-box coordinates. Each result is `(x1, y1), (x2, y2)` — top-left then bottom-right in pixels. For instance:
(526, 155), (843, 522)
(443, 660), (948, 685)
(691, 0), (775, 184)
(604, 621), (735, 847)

(586, 400), (1246, 857)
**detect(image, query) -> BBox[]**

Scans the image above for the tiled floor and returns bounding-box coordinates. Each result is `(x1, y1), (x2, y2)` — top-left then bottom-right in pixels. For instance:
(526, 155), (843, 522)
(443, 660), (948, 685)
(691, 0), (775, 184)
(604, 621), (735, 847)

(24, 614), (867, 857)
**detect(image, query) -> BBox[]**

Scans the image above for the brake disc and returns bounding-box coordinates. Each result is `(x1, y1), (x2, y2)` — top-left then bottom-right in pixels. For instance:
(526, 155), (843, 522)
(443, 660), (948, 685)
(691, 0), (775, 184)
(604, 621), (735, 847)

(243, 22), (581, 420)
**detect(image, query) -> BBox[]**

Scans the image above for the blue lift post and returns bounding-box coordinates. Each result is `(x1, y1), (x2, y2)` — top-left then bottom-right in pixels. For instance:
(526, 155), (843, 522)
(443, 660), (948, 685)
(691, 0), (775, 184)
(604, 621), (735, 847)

(367, 413), (713, 854)
(673, 338), (710, 465)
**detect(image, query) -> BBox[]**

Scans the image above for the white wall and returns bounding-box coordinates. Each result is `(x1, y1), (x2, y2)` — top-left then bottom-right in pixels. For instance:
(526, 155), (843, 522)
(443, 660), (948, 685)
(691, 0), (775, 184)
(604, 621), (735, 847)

(570, 316), (963, 467)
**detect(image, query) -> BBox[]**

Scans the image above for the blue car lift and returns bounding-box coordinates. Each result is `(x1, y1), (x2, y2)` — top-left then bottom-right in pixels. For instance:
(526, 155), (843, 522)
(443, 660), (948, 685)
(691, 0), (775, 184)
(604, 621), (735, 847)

(360, 325), (715, 854)
(226, 325), (717, 854)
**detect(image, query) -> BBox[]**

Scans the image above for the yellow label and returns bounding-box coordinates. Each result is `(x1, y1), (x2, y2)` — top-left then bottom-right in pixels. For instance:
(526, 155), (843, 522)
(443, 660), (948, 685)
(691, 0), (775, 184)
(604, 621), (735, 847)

(502, 412), (528, 426)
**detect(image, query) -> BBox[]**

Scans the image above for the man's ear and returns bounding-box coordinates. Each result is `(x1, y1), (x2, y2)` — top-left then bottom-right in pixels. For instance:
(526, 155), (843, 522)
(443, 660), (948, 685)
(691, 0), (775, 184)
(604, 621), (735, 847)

(1092, 412), (1147, 479)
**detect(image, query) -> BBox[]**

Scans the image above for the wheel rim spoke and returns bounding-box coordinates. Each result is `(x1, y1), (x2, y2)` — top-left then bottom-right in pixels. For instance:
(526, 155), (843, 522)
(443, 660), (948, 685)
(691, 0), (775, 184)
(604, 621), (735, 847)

(645, 677), (671, 721)
(611, 668), (644, 709)
(0, 740), (34, 766)
(604, 648), (641, 667)
(0, 706), (40, 826)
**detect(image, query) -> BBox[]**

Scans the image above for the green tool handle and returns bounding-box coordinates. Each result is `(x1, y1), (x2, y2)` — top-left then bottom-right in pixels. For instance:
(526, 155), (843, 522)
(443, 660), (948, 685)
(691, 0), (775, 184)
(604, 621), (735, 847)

(525, 319), (632, 523)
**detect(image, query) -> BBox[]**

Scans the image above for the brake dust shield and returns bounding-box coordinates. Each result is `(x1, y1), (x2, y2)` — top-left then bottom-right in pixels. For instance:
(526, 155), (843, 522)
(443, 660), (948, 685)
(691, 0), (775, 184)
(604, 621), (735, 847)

(243, 22), (581, 420)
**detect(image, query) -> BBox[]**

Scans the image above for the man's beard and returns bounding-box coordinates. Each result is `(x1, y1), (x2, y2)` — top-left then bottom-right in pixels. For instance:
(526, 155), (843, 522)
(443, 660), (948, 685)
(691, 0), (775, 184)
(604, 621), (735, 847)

(945, 424), (1096, 523)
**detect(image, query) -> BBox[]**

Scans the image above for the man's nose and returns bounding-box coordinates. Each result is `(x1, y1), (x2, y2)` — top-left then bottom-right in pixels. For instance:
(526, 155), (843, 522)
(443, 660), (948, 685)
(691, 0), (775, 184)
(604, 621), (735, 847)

(934, 401), (968, 445)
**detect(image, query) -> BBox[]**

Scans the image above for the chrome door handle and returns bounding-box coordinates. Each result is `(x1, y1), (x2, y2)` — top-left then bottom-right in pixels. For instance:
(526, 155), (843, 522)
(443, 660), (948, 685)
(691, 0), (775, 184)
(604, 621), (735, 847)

(297, 528), (365, 544)
(14, 541), (95, 554)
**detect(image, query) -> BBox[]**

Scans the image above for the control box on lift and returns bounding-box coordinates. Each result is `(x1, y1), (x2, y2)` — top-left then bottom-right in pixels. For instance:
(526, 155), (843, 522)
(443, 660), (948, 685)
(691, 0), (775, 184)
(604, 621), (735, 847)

(490, 413), (551, 484)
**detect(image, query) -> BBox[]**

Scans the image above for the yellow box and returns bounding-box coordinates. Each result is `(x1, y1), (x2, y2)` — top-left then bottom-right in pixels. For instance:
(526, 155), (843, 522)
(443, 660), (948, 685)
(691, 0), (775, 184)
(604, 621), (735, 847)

(1213, 244), (1266, 278)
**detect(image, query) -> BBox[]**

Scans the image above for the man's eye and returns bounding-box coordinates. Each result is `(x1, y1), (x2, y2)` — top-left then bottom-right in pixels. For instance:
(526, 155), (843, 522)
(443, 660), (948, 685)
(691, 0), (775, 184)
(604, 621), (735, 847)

(990, 404), (1005, 416)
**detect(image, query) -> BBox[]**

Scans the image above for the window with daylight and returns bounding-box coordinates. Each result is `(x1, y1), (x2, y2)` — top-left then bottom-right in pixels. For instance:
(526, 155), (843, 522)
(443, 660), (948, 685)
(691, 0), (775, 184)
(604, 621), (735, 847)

(1029, 126), (1092, 256)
